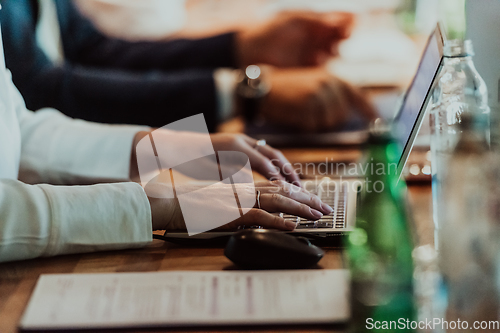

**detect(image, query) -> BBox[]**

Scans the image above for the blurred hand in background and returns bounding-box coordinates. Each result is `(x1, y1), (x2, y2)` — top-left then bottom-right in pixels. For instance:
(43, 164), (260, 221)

(232, 11), (376, 131)
(259, 67), (377, 131)
(14, 0), (374, 134)
(237, 11), (354, 68)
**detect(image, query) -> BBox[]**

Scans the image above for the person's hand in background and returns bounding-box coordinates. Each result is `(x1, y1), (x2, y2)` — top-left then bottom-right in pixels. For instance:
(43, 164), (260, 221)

(259, 67), (377, 131)
(237, 11), (354, 68)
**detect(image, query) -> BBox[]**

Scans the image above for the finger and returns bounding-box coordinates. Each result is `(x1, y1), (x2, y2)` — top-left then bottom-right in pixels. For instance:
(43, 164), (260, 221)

(268, 149), (302, 186)
(255, 180), (305, 198)
(313, 12), (355, 47)
(312, 27), (346, 55)
(259, 193), (323, 220)
(302, 29), (340, 65)
(322, 12), (355, 38)
(237, 140), (286, 182)
(297, 11), (353, 40)
(234, 209), (297, 231)
(245, 140), (301, 186)
(256, 180), (333, 214)
(287, 13), (351, 65)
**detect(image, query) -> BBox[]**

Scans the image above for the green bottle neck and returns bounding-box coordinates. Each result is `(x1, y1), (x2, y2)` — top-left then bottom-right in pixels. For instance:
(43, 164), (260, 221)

(363, 141), (400, 189)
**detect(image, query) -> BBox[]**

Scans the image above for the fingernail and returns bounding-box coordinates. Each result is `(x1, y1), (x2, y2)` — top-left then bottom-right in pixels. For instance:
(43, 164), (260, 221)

(310, 208), (323, 219)
(321, 203), (334, 214)
(285, 220), (297, 230)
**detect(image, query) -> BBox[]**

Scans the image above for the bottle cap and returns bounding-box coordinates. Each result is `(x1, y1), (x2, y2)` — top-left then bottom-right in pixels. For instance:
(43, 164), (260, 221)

(444, 39), (474, 57)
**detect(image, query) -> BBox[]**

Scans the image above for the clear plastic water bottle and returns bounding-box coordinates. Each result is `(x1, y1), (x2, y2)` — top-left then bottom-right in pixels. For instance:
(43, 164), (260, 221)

(429, 39), (490, 250)
(438, 114), (498, 328)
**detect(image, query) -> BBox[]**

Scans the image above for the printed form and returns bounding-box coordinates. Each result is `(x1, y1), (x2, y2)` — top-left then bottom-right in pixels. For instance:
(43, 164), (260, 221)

(20, 269), (349, 330)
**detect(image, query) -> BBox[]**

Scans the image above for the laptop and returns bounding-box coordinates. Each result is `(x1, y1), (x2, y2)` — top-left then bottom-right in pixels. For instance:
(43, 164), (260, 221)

(162, 25), (445, 243)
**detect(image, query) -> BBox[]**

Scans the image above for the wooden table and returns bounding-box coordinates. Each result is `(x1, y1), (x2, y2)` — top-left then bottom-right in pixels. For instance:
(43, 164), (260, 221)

(0, 149), (433, 333)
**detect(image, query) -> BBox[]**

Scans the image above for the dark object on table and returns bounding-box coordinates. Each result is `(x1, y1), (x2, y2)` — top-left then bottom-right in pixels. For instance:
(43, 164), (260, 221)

(224, 229), (325, 269)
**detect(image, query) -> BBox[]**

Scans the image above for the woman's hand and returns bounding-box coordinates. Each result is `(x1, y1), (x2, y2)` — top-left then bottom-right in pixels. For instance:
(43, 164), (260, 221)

(149, 180), (332, 232)
(130, 131), (301, 186)
(219, 180), (333, 231)
(210, 133), (301, 186)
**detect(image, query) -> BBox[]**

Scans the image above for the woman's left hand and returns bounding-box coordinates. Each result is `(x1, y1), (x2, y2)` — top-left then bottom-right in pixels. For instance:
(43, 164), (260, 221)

(210, 133), (301, 186)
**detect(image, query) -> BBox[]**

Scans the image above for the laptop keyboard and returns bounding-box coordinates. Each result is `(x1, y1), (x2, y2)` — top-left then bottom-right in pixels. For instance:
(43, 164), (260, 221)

(238, 180), (348, 230)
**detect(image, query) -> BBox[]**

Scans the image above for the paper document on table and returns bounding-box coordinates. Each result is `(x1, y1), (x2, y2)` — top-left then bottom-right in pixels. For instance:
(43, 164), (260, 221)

(20, 269), (349, 330)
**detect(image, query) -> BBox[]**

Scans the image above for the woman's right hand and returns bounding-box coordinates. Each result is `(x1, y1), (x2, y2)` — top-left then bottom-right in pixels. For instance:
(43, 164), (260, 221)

(148, 180), (333, 232)
(219, 180), (332, 231)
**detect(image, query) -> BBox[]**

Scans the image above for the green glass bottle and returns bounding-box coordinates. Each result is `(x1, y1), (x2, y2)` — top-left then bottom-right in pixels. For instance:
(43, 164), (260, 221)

(346, 127), (416, 333)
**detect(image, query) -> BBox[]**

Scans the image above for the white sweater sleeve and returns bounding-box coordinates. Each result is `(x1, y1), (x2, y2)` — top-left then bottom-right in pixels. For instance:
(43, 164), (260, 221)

(0, 71), (153, 263)
(18, 106), (146, 185)
(0, 180), (152, 263)
(0, 69), (147, 185)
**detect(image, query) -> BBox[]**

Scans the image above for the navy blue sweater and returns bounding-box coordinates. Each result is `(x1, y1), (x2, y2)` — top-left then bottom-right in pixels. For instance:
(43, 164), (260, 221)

(1, 0), (238, 131)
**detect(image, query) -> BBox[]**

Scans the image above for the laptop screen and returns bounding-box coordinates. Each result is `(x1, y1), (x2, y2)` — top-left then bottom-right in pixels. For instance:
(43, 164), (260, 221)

(392, 26), (444, 175)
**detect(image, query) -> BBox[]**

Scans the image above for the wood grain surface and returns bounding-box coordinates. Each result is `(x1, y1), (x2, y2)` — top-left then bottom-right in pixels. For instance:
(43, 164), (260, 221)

(0, 149), (433, 333)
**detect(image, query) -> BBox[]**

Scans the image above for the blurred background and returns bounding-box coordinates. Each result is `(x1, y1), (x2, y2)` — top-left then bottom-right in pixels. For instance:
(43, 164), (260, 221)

(75, 0), (463, 88)
(71, 0), (466, 182)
